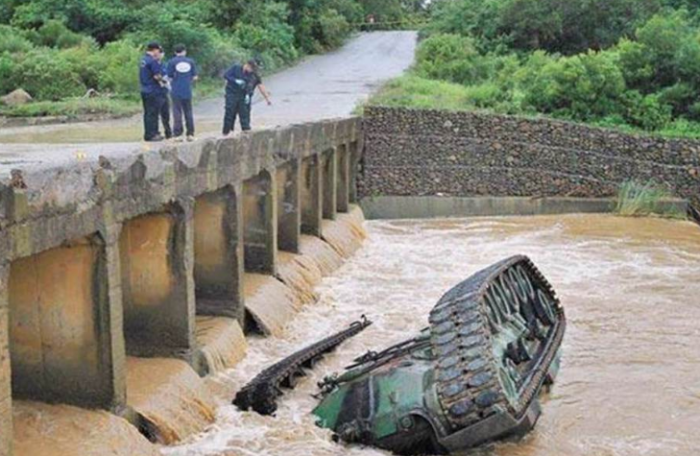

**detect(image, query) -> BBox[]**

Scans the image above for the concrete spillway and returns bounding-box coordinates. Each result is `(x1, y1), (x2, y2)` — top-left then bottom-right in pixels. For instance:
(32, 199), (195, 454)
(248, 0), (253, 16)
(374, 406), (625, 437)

(0, 117), (364, 456)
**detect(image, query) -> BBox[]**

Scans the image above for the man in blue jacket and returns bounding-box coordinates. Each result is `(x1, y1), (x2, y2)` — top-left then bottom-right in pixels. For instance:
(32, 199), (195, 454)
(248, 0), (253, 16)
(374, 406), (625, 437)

(167, 44), (198, 141)
(222, 59), (272, 136)
(139, 42), (165, 141)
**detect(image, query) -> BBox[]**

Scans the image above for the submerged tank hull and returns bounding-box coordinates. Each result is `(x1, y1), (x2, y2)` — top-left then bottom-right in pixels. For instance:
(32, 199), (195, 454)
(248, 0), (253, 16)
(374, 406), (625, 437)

(313, 255), (566, 454)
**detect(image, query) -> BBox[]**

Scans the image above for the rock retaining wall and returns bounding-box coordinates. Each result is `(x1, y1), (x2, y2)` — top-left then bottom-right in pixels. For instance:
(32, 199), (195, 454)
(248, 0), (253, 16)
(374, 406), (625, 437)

(359, 107), (700, 206)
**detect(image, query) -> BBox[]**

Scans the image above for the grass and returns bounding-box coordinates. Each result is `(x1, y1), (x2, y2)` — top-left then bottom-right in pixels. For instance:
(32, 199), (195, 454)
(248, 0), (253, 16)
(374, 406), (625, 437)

(366, 75), (485, 112)
(0, 78), (224, 120)
(366, 75), (700, 139)
(0, 96), (141, 118)
(615, 181), (686, 219)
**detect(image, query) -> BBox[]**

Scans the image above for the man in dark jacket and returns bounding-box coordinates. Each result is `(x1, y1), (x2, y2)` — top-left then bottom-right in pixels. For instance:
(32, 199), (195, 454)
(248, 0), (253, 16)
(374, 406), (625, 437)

(222, 59), (272, 136)
(139, 42), (165, 141)
(167, 44), (198, 141)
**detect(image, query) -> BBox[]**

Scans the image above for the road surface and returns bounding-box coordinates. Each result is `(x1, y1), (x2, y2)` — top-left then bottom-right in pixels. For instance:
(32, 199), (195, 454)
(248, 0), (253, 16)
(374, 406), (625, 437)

(0, 31), (416, 173)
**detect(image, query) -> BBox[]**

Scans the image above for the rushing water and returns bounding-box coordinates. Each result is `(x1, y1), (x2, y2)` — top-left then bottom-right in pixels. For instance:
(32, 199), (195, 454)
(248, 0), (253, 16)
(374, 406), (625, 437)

(163, 214), (700, 456)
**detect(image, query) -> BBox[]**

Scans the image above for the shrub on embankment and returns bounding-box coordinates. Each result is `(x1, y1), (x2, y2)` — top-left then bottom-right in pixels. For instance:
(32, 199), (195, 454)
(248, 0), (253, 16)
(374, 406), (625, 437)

(0, 0), (424, 116)
(615, 181), (687, 218)
(369, 0), (700, 138)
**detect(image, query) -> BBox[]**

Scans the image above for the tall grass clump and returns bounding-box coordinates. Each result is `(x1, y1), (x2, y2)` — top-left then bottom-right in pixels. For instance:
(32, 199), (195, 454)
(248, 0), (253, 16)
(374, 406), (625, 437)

(615, 180), (685, 218)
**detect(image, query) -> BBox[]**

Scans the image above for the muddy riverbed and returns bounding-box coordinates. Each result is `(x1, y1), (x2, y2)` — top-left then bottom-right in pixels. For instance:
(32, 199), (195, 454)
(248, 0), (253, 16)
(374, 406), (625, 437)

(161, 214), (700, 456)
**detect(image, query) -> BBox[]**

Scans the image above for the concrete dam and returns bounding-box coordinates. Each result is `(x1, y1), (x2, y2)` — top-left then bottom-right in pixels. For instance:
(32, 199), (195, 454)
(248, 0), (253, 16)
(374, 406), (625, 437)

(1, 107), (699, 456)
(0, 117), (365, 456)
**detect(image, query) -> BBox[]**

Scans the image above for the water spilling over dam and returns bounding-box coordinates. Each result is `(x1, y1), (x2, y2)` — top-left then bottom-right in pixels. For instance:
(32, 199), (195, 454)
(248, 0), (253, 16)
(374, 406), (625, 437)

(0, 116), (366, 456)
(163, 214), (700, 456)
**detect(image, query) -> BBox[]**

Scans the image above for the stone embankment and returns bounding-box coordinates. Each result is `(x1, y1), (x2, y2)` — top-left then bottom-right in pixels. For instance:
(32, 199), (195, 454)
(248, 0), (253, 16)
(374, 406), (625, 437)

(360, 107), (700, 208)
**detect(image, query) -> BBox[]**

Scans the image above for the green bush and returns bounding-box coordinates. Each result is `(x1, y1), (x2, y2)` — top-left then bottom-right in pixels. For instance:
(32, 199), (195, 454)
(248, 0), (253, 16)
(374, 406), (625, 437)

(93, 40), (141, 95)
(415, 34), (484, 85)
(657, 82), (696, 117)
(624, 91), (672, 130)
(34, 19), (88, 48)
(60, 42), (100, 89)
(11, 0), (135, 43)
(11, 48), (86, 100)
(288, 0), (362, 53)
(318, 9), (352, 49)
(233, 2), (298, 70)
(463, 82), (506, 108)
(0, 25), (34, 53)
(634, 11), (691, 87)
(519, 51), (627, 121)
(0, 53), (17, 95)
(422, 0), (506, 52)
(616, 39), (655, 89)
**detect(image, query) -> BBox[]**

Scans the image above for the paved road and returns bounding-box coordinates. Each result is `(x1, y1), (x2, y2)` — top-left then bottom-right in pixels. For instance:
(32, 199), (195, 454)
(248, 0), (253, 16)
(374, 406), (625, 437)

(0, 32), (416, 173)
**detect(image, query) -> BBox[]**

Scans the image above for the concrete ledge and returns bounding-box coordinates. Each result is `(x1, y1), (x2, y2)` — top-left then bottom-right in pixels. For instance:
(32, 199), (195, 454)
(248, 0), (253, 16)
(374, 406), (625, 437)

(360, 196), (689, 220)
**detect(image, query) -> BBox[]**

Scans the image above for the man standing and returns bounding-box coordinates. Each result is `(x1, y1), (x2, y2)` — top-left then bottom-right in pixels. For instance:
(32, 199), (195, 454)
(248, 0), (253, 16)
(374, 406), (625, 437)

(167, 44), (198, 142)
(222, 59), (272, 136)
(139, 42), (165, 142)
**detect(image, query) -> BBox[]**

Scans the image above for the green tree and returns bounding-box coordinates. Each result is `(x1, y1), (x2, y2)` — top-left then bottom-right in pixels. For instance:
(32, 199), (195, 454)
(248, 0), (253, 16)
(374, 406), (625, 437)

(415, 34), (484, 84)
(500, 0), (661, 54)
(519, 50), (627, 121)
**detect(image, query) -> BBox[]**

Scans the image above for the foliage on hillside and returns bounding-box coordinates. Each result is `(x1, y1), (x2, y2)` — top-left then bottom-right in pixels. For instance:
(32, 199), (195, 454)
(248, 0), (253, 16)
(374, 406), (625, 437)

(375, 0), (700, 136)
(0, 0), (424, 110)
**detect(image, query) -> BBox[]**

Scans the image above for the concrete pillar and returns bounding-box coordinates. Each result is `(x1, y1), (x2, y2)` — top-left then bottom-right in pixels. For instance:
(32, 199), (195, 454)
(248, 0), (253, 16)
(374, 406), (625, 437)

(300, 155), (322, 237)
(193, 187), (245, 324)
(0, 265), (11, 456)
(349, 141), (360, 204)
(119, 204), (195, 359)
(8, 234), (124, 408)
(276, 161), (301, 253)
(243, 170), (277, 274)
(102, 225), (127, 409)
(322, 149), (337, 220)
(336, 144), (350, 213)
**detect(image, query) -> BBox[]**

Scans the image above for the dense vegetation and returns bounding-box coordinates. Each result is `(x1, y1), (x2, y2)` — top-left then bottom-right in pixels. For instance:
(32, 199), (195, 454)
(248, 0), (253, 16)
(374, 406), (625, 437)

(0, 0), (422, 116)
(372, 0), (700, 136)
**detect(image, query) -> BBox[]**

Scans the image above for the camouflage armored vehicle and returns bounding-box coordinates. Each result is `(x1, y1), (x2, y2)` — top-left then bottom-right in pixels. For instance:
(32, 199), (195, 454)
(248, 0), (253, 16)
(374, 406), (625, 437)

(313, 255), (565, 454)
(234, 255), (565, 455)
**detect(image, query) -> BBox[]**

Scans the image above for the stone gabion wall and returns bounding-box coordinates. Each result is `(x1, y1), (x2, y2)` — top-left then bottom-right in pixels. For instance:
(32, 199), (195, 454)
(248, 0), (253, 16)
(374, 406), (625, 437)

(359, 106), (700, 205)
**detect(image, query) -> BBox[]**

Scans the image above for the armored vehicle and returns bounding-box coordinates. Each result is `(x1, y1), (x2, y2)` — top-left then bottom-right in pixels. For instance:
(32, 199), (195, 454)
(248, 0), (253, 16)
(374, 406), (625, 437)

(312, 255), (565, 454)
(234, 255), (565, 454)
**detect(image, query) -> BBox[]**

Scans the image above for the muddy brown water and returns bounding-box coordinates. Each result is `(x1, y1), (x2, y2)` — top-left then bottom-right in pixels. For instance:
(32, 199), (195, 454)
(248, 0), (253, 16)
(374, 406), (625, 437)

(163, 214), (700, 456)
(13, 213), (700, 456)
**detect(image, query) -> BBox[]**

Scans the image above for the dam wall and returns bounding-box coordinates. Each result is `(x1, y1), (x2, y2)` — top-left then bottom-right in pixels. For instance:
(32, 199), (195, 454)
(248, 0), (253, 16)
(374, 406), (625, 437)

(0, 117), (362, 456)
(359, 106), (700, 216)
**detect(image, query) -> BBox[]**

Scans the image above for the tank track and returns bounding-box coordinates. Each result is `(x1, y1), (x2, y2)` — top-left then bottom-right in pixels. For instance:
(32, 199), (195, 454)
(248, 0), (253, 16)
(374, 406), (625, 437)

(234, 316), (372, 415)
(429, 255), (566, 432)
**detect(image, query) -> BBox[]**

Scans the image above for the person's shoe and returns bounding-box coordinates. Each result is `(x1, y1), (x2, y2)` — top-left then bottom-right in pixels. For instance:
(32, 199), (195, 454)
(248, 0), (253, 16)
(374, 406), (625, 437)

(173, 136), (184, 143)
(145, 134), (165, 142)
(186, 135), (196, 142)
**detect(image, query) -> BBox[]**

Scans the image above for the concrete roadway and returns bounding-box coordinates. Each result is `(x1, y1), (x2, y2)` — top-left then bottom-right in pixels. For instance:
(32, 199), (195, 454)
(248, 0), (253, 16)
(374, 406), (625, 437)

(0, 31), (417, 173)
